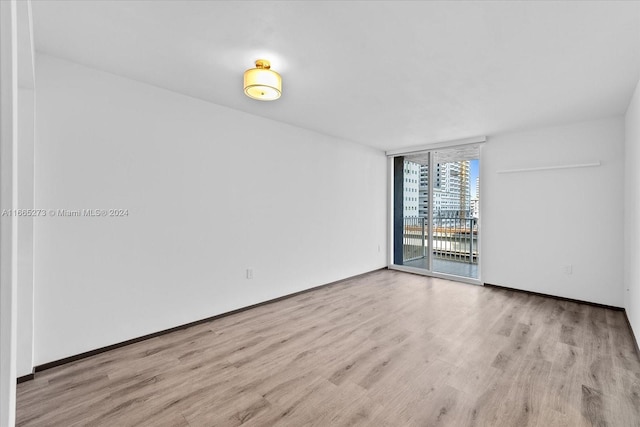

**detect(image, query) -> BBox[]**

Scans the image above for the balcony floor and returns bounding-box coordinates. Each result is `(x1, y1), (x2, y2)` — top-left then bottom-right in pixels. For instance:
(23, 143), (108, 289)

(403, 257), (478, 279)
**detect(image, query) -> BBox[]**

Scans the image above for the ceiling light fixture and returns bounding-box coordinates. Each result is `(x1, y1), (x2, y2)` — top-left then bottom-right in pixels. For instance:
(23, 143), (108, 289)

(243, 59), (281, 101)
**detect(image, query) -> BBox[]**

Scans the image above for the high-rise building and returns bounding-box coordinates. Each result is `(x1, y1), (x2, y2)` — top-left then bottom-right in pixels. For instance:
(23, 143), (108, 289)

(471, 198), (479, 219)
(418, 161), (470, 218)
(419, 165), (429, 218)
(471, 176), (480, 218)
(403, 161), (420, 217)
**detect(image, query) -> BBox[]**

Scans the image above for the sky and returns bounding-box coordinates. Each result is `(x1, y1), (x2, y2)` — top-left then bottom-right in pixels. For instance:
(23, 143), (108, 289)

(469, 159), (479, 198)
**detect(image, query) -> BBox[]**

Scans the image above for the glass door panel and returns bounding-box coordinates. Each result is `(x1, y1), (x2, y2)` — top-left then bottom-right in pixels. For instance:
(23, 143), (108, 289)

(402, 157), (428, 269)
(431, 147), (479, 279)
(393, 146), (480, 281)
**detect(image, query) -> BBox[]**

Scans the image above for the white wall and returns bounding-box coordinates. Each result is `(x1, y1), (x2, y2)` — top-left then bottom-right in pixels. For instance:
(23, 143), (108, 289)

(482, 117), (625, 307)
(15, 0), (36, 380)
(33, 54), (387, 365)
(0, 1), (18, 424)
(16, 88), (34, 378)
(625, 79), (640, 341)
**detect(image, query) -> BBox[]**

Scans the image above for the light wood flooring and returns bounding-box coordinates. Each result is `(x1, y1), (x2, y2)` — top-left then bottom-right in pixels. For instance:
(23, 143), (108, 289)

(16, 270), (640, 426)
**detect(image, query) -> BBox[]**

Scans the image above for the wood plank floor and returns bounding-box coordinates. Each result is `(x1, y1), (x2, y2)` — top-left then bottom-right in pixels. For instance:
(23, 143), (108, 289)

(16, 270), (640, 426)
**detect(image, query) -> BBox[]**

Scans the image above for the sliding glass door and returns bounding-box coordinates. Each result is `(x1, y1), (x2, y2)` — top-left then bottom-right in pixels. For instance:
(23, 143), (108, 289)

(391, 145), (481, 282)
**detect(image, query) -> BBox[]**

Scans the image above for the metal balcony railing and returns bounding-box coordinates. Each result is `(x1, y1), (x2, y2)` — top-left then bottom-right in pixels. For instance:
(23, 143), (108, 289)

(402, 217), (426, 261)
(403, 216), (478, 264)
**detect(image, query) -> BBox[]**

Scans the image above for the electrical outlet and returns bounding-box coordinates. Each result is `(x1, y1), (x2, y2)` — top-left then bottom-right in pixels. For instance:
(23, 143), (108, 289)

(246, 269), (253, 279)
(562, 265), (573, 275)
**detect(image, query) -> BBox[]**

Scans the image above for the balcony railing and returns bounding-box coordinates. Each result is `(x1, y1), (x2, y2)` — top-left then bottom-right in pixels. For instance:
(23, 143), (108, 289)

(403, 217), (426, 261)
(403, 216), (478, 264)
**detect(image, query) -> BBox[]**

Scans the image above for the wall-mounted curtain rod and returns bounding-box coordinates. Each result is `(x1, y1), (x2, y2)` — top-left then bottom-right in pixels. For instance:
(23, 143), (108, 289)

(496, 161), (600, 174)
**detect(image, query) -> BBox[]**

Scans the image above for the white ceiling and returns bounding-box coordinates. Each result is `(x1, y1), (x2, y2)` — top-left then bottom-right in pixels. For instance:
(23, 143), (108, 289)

(32, 1), (640, 151)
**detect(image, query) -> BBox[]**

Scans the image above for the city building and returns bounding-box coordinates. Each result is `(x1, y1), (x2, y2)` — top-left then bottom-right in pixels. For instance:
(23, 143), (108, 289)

(471, 176), (480, 218)
(418, 161), (471, 219)
(403, 161), (420, 217)
(471, 197), (479, 219)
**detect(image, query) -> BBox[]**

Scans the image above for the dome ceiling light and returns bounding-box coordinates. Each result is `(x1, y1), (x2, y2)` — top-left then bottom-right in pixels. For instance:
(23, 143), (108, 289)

(243, 59), (281, 101)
